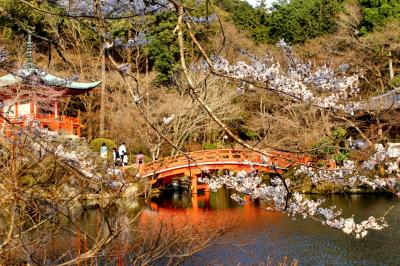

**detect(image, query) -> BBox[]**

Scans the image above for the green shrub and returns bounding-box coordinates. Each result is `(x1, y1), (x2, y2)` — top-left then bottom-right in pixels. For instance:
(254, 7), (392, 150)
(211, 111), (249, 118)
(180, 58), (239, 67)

(316, 162), (327, 168)
(217, 0), (342, 44)
(311, 137), (335, 157)
(390, 75), (400, 87)
(89, 138), (116, 152)
(333, 151), (349, 165)
(146, 11), (180, 85)
(203, 143), (218, 150)
(311, 127), (350, 161)
(244, 129), (259, 140)
(20, 175), (36, 187)
(215, 0), (269, 43)
(332, 127), (346, 140)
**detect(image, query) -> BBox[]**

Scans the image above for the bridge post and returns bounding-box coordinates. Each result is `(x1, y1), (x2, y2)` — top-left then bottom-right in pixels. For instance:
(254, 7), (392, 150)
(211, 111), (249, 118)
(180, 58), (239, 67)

(138, 164), (145, 176)
(204, 190), (210, 208)
(191, 193), (198, 210)
(191, 175), (198, 194)
(244, 195), (251, 208)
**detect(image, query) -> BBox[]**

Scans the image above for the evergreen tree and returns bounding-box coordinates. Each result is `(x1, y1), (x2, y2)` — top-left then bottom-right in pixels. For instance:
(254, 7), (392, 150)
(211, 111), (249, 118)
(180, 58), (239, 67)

(146, 11), (180, 85)
(360, 0), (400, 33)
(215, 0), (269, 44)
(267, 0), (342, 44)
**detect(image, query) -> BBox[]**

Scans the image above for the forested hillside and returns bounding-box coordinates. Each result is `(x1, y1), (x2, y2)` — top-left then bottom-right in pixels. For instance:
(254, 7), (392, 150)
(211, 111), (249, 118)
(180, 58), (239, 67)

(0, 0), (399, 156)
(216, 0), (400, 43)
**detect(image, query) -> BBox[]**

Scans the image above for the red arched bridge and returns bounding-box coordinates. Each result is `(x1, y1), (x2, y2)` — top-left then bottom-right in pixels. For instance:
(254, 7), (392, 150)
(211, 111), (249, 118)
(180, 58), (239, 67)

(140, 149), (311, 193)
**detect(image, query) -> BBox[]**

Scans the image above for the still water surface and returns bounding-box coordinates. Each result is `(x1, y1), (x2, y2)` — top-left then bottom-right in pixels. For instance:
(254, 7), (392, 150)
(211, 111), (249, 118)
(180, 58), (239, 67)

(147, 189), (400, 265)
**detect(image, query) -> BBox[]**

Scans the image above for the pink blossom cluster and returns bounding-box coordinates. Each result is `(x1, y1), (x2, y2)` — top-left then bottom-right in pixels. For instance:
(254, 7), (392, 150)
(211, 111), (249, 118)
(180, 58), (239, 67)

(205, 40), (361, 114)
(294, 143), (400, 190)
(199, 172), (389, 238)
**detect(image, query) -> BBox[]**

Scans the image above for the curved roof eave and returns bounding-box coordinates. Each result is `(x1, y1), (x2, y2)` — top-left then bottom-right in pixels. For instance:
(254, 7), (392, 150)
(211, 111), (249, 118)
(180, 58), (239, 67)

(0, 74), (22, 87)
(0, 72), (101, 90)
(43, 73), (101, 89)
(66, 80), (102, 90)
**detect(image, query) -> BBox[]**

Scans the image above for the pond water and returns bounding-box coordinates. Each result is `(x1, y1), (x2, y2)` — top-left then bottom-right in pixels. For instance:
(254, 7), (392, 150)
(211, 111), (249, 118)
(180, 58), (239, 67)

(147, 188), (400, 265)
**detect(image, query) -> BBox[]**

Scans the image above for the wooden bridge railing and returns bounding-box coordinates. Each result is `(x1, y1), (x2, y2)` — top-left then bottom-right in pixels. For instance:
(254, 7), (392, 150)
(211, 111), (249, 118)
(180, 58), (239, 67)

(141, 149), (310, 178)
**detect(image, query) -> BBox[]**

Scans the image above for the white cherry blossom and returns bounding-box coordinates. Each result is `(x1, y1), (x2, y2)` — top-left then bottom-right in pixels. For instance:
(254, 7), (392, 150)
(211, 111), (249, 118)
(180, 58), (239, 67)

(198, 40), (362, 114)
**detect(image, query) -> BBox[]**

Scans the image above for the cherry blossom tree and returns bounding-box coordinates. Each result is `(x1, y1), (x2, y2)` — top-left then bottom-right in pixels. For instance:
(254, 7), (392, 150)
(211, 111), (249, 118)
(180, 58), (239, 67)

(168, 0), (399, 239)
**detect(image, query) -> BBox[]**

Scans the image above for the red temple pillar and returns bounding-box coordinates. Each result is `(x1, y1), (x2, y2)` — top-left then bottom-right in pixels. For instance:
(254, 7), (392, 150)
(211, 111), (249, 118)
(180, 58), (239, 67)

(69, 119), (73, 134)
(34, 98), (38, 116)
(14, 102), (18, 119)
(53, 100), (58, 119)
(30, 100), (34, 115)
(52, 100), (60, 133)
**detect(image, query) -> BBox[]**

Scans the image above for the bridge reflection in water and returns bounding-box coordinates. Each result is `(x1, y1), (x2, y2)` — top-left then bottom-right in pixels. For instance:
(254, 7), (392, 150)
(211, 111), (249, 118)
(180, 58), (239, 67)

(141, 191), (400, 265)
(141, 149), (310, 193)
(141, 188), (284, 234)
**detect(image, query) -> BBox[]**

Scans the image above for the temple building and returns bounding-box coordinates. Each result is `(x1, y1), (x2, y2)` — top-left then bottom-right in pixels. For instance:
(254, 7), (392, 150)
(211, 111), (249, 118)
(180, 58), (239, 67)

(0, 33), (100, 137)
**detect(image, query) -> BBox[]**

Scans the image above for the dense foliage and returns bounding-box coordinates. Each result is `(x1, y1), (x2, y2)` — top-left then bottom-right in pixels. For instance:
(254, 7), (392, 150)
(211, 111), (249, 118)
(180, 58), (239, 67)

(216, 0), (400, 43)
(214, 0), (269, 43)
(0, 0), (60, 38)
(267, 0), (342, 43)
(146, 11), (181, 84)
(360, 0), (400, 33)
(215, 0), (342, 44)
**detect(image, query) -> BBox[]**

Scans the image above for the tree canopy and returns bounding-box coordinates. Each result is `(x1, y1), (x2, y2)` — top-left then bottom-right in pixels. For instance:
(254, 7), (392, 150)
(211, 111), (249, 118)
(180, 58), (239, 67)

(360, 0), (400, 33)
(267, 0), (342, 43)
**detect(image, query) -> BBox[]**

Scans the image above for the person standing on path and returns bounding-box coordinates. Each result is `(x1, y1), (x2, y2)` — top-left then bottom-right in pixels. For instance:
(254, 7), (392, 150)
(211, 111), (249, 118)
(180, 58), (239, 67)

(113, 147), (121, 166)
(136, 150), (144, 173)
(122, 151), (129, 166)
(100, 142), (108, 158)
(119, 143), (127, 157)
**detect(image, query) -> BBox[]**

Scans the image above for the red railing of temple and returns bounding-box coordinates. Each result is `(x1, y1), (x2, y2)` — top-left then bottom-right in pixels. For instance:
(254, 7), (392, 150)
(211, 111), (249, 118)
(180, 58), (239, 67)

(0, 114), (82, 136)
